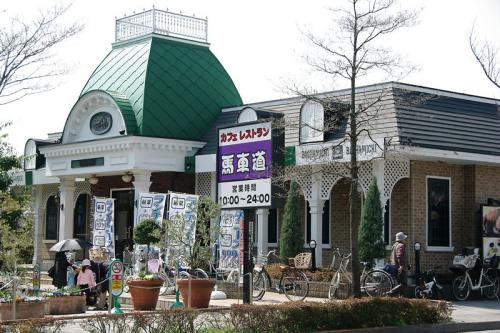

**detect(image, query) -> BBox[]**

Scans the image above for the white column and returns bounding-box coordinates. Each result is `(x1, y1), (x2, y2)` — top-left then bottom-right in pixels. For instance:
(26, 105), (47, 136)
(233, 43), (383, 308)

(32, 187), (42, 264)
(372, 159), (386, 211)
(132, 171), (152, 225)
(308, 165), (325, 267)
(308, 200), (325, 267)
(59, 178), (76, 241)
(256, 209), (269, 257)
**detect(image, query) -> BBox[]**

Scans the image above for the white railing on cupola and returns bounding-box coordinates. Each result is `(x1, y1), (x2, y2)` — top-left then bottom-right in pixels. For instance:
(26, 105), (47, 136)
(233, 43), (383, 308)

(115, 8), (208, 43)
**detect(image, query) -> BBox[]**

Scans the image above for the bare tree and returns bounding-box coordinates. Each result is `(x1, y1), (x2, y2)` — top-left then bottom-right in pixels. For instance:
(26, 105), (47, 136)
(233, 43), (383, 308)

(469, 29), (500, 89)
(0, 3), (83, 105)
(289, 0), (418, 298)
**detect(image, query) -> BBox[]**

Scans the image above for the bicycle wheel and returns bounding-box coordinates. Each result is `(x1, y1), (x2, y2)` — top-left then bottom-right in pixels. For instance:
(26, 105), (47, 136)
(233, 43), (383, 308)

(362, 269), (393, 297)
(252, 270), (268, 301)
(328, 271), (341, 299)
(484, 275), (499, 299)
(282, 269), (309, 301)
(452, 275), (470, 301)
(193, 268), (209, 279)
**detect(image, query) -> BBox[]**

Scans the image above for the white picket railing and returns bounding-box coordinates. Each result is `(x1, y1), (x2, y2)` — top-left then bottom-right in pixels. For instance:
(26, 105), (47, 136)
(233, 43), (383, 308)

(115, 9), (208, 43)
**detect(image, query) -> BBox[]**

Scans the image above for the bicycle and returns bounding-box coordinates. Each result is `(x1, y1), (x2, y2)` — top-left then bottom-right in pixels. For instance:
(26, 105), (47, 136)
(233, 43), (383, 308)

(327, 248), (395, 299)
(450, 253), (499, 301)
(414, 267), (444, 300)
(252, 250), (310, 302)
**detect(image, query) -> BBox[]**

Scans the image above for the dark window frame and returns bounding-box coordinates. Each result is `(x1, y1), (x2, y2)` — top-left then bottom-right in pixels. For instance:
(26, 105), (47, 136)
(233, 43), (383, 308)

(426, 176), (451, 248)
(45, 195), (59, 240)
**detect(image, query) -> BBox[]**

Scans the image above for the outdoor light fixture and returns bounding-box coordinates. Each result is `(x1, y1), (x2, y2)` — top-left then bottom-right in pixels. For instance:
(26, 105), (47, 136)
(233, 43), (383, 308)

(88, 175), (99, 185)
(414, 242), (421, 251)
(121, 172), (132, 183)
(309, 239), (317, 249)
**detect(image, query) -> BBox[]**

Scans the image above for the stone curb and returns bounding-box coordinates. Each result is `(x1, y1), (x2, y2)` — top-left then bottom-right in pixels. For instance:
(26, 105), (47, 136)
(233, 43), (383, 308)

(315, 321), (500, 333)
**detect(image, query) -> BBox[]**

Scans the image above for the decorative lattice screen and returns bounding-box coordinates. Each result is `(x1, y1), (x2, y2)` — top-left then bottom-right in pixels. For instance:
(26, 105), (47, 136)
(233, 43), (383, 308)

(196, 172), (213, 197)
(74, 181), (91, 207)
(358, 162), (374, 196)
(383, 159), (410, 199)
(320, 163), (349, 200)
(287, 165), (313, 199)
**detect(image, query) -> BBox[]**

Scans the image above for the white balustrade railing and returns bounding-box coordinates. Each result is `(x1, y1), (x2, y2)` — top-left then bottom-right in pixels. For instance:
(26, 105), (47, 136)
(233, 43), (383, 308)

(115, 9), (208, 43)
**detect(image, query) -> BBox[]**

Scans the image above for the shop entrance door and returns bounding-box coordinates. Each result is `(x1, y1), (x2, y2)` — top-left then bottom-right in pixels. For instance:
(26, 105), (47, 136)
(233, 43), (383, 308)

(111, 189), (135, 260)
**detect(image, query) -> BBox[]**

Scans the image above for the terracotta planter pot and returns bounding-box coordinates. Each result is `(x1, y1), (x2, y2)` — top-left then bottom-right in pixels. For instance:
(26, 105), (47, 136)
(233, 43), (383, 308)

(0, 301), (45, 322)
(46, 295), (86, 315)
(127, 279), (163, 310)
(177, 279), (215, 308)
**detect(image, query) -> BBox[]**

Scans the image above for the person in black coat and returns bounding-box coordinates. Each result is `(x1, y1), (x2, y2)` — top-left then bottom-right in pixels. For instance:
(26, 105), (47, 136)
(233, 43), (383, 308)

(52, 251), (71, 288)
(90, 260), (110, 309)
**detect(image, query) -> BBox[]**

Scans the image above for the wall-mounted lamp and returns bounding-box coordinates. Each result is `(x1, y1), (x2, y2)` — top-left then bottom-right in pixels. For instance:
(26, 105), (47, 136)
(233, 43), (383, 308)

(414, 242), (421, 251)
(88, 175), (99, 185)
(60, 204), (64, 211)
(309, 239), (317, 271)
(121, 172), (132, 183)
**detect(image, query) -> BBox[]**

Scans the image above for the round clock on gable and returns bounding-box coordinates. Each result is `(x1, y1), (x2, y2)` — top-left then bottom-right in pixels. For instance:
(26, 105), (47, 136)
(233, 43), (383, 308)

(90, 112), (113, 135)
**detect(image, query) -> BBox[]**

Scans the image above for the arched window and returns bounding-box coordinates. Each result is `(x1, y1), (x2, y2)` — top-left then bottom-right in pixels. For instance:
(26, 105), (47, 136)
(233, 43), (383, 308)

(74, 194), (89, 240)
(300, 100), (324, 143)
(238, 107), (258, 123)
(45, 195), (59, 240)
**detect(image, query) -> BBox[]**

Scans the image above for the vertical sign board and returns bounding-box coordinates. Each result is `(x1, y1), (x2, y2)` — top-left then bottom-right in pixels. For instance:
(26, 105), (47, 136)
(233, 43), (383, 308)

(32, 263), (41, 293)
(217, 122), (273, 208)
(93, 197), (115, 258)
(136, 193), (167, 225)
(166, 192), (199, 267)
(217, 122), (273, 304)
(219, 210), (243, 271)
(110, 259), (124, 296)
(482, 206), (500, 266)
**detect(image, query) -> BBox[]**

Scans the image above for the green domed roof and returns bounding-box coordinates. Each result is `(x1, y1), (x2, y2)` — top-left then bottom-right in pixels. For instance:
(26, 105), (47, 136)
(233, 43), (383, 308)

(81, 35), (242, 140)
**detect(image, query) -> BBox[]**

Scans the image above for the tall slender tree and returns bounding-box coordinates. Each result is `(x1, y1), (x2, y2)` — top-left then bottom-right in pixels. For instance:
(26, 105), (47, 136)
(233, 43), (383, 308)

(297, 0), (417, 297)
(358, 178), (385, 264)
(279, 181), (304, 264)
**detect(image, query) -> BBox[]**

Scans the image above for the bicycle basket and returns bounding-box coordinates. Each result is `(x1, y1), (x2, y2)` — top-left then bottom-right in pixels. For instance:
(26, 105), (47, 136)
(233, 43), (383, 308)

(453, 254), (477, 269)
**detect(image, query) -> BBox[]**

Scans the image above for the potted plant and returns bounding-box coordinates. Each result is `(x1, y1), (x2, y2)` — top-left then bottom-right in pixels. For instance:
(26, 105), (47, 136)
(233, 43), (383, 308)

(127, 218), (163, 311)
(164, 196), (220, 308)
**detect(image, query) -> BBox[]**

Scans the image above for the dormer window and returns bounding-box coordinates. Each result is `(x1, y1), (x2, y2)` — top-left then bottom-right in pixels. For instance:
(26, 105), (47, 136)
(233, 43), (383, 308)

(300, 100), (324, 143)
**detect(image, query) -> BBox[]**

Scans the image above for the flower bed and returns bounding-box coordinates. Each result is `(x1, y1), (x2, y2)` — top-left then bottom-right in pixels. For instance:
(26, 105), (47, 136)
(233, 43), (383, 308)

(0, 301), (46, 322)
(42, 286), (87, 315)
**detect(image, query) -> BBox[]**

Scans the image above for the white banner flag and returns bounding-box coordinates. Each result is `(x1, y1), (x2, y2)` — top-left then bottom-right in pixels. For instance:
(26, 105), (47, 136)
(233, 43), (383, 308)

(218, 209), (243, 271)
(93, 197), (115, 257)
(136, 193), (167, 225)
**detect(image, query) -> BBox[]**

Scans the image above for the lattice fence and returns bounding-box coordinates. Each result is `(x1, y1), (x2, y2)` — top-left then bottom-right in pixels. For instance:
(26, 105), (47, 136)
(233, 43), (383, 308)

(39, 184), (59, 209)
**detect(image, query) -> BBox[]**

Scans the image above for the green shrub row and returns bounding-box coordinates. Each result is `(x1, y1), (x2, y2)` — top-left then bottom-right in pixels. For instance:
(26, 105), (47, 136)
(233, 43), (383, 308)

(0, 298), (451, 333)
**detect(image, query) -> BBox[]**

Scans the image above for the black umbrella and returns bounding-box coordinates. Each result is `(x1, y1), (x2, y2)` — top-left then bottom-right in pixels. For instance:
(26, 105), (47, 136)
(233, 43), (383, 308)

(49, 238), (93, 252)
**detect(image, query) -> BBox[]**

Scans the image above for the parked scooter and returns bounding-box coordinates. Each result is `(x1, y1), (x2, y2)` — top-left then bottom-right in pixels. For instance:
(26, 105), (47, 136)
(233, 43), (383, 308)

(414, 268), (444, 299)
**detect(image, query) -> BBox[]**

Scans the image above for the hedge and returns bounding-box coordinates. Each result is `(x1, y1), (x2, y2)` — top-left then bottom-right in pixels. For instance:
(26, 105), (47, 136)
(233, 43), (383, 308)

(0, 298), (451, 333)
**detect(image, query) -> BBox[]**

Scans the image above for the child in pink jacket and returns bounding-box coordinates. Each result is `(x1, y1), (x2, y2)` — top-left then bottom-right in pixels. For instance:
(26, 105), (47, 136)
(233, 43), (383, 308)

(77, 259), (96, 305)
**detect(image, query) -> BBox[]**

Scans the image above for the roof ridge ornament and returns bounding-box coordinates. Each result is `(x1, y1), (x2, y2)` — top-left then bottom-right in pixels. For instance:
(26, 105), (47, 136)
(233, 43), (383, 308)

(115, 8), (208, 43)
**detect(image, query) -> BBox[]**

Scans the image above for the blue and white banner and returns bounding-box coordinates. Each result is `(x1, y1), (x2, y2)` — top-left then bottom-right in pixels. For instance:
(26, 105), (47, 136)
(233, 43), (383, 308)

(166, 192), (199, 267)
(219, 209), (243, 271)
(136, 193), (167, 225)
(93, 197), (115, 257)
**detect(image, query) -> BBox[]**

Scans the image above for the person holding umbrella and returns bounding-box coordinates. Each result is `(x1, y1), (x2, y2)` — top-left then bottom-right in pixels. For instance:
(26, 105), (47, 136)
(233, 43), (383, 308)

(52, 251), (72, 288)
(49, 238), (93, 289)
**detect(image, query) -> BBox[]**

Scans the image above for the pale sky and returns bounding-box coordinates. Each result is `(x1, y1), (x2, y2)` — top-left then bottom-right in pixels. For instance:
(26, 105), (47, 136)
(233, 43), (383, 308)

(1, 0), (500, 154)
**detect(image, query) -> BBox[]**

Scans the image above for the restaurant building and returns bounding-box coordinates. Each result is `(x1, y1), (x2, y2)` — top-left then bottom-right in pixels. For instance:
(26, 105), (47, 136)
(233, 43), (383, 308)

(18, 9), (500, 270)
